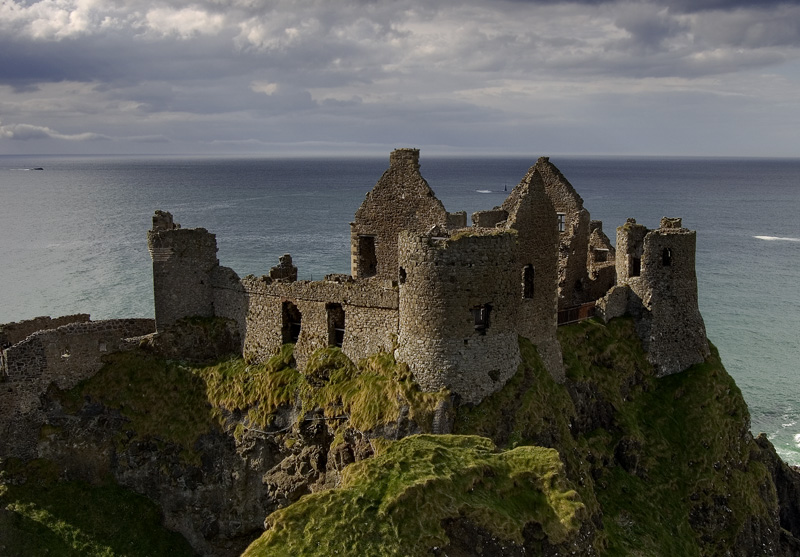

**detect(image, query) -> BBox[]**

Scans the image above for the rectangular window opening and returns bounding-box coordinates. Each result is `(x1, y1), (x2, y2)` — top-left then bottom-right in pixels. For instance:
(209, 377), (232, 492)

(358, 235), (377, 278)
(471, 304), (492, 335)
(327, 303), (345, 347)
(557, 213), (566, 233)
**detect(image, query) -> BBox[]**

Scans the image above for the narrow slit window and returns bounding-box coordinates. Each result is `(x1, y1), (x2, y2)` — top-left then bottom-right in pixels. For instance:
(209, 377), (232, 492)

(522, 264), (534, 299)
(471, 304), (492, 335)
(282, 301), (302, 344)
(630, 256), (641, 277)
(327, 303), (345, 347)
(557, 213), (566, 233)
(662, 247), (672, 267)
(398, 267), (407, 284)
(358, 235), (377, 278)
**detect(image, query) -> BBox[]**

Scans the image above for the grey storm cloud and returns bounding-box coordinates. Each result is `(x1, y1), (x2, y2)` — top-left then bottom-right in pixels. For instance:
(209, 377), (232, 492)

(0, 0), (799, 156)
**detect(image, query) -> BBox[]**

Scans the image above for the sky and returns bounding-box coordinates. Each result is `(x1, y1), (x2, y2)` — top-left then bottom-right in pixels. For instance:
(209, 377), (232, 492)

(1, 0), (799, 157)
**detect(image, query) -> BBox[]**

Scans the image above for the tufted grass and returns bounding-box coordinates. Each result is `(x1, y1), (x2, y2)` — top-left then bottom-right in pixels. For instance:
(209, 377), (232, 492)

(242, 434), (585, 557)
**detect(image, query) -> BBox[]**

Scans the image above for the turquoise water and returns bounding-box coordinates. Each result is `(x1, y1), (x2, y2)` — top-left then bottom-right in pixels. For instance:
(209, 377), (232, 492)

(1, 155), (798, 463)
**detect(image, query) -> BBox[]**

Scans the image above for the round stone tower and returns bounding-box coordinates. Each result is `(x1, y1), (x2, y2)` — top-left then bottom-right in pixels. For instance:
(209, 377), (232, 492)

(396, 229), (521, 404)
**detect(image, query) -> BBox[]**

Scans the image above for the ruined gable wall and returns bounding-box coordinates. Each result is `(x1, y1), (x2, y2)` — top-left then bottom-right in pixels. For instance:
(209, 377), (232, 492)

(0, 314), (90, 350)
(501, 167), (564, 382)
(536, 157), (592, 309)
(241, 277), (398, 370)
(0, 318), (155, 459)
(397, 231), (521, 404)
(148, 213), (219, 331)
(350, 149), (448, 282)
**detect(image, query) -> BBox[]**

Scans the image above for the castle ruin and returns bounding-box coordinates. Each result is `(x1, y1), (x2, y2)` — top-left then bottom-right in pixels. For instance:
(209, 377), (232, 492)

(140, 148), (709, 403)
(0, 148), (711, 437)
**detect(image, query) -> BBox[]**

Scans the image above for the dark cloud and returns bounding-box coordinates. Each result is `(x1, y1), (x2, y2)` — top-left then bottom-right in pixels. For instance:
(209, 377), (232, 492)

(0, 0), (798, 156)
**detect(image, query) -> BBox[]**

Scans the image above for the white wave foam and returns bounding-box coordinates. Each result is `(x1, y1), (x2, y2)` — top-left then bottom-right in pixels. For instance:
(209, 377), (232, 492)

(794, 433), (800, 447)
(754, 236), (800, 242)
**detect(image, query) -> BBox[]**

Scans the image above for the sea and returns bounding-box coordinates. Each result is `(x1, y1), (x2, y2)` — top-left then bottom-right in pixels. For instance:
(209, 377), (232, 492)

(1, 155), (798, 464)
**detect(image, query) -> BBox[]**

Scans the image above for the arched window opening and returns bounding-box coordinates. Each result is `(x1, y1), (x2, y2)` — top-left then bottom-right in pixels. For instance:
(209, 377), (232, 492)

(522, 265), (535, 299)
(662, 247), (672, 267)
(398, 267), (407, 284)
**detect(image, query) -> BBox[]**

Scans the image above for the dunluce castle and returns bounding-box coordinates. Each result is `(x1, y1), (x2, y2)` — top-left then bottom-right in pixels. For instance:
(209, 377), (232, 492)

(1, 148), (710, 443)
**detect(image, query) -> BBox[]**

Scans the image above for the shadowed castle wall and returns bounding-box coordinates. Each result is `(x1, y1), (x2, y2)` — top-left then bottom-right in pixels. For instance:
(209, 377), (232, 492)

(501, 166), (564, 381)
(600, 217), (710, 377)
(396, 230), (521, 404)
(0, 318), (155, 459)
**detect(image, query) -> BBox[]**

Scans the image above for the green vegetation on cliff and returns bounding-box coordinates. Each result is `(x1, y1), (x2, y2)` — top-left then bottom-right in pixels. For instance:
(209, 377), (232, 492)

(22, 316), (778, 556)
(243, 434), (585, 557)
(0, 459), (194, 557)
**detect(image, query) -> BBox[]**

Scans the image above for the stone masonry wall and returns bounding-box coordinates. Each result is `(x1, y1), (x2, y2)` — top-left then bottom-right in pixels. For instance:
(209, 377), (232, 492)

(639, 220), (710, 376)
(0, 318), (155, 458)
(536, 157), (592, 309)
(501, 166), (564, 382)
(147, 211), (219, 330)
(600, 218), (709, 377)
(397, 230), (521, 404)
(241, 276), (398, 370)
(0, 314), (90, 350)
(350, 149), (448, 282)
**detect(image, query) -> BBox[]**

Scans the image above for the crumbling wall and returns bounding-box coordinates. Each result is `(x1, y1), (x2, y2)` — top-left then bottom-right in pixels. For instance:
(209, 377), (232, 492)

(350, 149), (448, 282)
(598, 217), (709, 377)
(147, 211), (219, 330)
(471, 209), (508, 228)
(535, 157), (592, 309)
(241, 276), (399, 370)
(397, 230), (521, 404)
(0, 314), (91, 350)
(0, 318), (155, 459)
(501, 166), (564, 382)
(586, 220), (617, 301)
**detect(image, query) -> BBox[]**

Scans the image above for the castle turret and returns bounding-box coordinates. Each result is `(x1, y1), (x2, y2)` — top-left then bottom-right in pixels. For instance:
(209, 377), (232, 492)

(396, 229), (521, 404)
(147, 210), (219, 331)
(599, 217), (710, 377)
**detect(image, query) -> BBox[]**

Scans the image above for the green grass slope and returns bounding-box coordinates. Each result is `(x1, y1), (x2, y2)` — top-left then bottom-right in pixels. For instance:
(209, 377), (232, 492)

(0, 459), (194, 557)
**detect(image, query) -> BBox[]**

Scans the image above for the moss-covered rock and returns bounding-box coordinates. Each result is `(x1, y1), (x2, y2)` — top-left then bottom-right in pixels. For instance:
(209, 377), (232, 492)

(244, 434), (586, 557)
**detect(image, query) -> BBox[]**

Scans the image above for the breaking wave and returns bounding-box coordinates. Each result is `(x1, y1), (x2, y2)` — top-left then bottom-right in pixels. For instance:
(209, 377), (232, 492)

(754, 236), (800, 242)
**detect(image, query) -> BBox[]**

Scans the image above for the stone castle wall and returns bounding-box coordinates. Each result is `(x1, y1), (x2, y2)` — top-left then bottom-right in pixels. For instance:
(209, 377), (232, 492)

(240, 277), (399, 370)
(600, 218), (710, 377)
(0, 318), (155, 458)
(397, 230), (521, 404)
(350, 148), (449, 282)
(0, 314), (91, 350)
(536, 157), (593, 309)
(501, 166), (564, 381)
(147, 211), (219, 330)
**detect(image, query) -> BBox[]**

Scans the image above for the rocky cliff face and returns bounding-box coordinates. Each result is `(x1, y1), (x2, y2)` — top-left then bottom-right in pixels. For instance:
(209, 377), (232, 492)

(2, 317), (800, 556)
